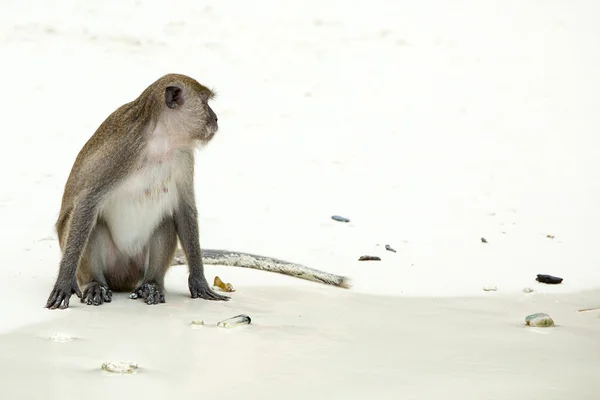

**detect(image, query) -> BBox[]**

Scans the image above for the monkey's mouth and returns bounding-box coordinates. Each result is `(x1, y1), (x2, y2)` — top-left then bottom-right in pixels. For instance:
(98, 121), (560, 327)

(203, 128), (217, 142)
(204, 124), (219, 142)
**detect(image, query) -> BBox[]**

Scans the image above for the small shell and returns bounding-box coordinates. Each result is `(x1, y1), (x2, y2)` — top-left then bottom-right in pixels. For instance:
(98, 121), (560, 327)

(190, 320), (205, 325)
(217, 314), (251, 328)
(483, 286), (498, 292)
(50, 333), (74, 343)
(523, 287), (534, 293)
(101, 362), (139, 374)
(213, 276), (235, 292)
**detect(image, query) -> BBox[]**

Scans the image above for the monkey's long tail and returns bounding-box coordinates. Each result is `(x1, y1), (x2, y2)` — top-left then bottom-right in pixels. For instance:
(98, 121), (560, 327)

(173, 249), (351, 289)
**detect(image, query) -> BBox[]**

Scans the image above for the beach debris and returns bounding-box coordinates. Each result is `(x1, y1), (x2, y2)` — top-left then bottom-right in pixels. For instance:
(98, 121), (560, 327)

(385, 244), (396, 253)
(191, 320), (205, 325)
(50, 333), (74, 343)
(358, 255), (381, 261)
(525, 313), (554, 327)
(578, 307), (600, 313)
(546, 234), (555, 239)
(217, 314), (251, 329)
(481, 237), (488, 243)
(536, 274), (563, 284)
(213, 276), (235, 292)
(101, 361), (139, 374)
(331, 215), (350, 223)
(172, 249), (186, 265)
(483, 285), (498, 292)
(523, 287), (534, 294)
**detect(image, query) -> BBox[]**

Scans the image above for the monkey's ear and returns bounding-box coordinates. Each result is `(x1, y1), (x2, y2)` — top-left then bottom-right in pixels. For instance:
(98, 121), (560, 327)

(165, 86), (184, 109)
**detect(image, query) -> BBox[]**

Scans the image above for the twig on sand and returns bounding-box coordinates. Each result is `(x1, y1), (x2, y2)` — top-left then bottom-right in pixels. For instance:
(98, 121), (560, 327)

(577, 307), (600, 313)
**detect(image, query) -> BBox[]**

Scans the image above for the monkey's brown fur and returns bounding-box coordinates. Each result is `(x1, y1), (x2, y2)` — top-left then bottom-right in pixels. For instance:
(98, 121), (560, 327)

(46, 73), (227, 309)
(57, 75), (212, 291)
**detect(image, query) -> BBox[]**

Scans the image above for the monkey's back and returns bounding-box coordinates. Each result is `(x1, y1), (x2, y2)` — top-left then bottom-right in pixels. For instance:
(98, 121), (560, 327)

(55, 99), (151, 249)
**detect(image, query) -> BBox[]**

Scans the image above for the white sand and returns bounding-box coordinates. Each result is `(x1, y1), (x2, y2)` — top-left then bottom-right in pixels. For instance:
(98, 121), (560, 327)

(1, 283), (600, 399)
(1, 0), (600, 398)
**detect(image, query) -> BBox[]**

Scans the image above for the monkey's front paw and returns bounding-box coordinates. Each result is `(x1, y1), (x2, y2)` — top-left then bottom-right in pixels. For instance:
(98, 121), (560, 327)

(130, 283), (165, 305)
(189, 277), (230, 301)
(81, 282), (112, 306)
(45, 279), (82, 310)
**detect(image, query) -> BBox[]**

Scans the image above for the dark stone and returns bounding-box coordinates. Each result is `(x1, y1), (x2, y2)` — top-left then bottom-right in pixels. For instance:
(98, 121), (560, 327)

(385, 245), (396, 252)
(359, 256), (381, 261)
(536, 274), (563, 284)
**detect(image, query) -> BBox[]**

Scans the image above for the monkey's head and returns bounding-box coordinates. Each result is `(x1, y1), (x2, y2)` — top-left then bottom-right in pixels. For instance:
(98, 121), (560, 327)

(149, 74), (219, 144)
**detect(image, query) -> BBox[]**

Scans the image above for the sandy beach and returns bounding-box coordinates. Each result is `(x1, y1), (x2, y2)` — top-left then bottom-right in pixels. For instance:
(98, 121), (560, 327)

(1, 0), (599, 398)
(1, 277), (600, 399)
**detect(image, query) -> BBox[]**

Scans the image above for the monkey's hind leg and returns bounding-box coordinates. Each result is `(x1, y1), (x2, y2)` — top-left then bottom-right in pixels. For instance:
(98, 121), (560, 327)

(77, 224), (115, 306)
(78, 222), (136, 306)
(130, 219), (178, 305)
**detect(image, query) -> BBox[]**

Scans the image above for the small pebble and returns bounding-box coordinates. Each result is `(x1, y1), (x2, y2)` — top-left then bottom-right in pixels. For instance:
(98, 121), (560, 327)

(332, 215), (350, 223)
(190, 320), (205, 325)
(525, 313), (554, 327)
(171, 248), (186, 265)
(385, 245), (396, 253)
(358, 255), (381, 261)
(101, 361), (139, 374)
(536, 274), (563, 284)
(172, 255), (186, 265)
(481, 237), (488, 243)
(217, 314), (251, 328)
(483, 286), (497, 292)
(523, 287), (534, 293)
(50, 333), (74, 343)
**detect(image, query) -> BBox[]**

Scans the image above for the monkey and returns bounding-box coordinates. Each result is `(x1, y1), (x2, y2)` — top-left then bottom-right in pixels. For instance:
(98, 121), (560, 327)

(45, 73), (350, 310)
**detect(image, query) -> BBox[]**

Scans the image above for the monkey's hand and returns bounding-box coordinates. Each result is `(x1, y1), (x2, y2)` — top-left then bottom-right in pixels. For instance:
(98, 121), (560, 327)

(45, 278), (82, 309)
(189, 274), (230, 301)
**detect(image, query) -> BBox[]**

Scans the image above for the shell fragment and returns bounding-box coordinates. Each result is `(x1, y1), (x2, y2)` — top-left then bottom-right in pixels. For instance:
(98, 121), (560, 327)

(101, 362), (139, 374)
(217, 314), (251, 328)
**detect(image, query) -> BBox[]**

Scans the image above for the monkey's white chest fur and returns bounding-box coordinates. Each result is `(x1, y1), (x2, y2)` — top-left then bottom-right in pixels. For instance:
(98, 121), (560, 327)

(100, 158), (183, 256)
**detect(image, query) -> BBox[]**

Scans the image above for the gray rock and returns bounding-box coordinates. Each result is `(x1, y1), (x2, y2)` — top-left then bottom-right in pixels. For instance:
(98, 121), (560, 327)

(332, 215), (350, 223)
(525, 313), (554, 327)
(523, 287), (534, 293)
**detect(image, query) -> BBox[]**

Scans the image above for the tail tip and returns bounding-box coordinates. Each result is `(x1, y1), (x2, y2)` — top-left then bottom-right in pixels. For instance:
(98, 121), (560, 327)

(339, 277), (352, 289)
